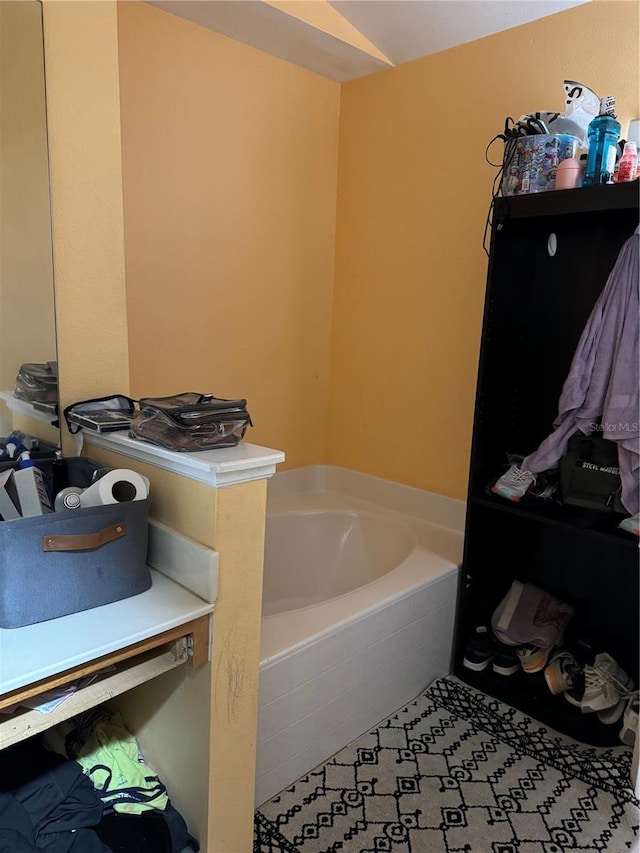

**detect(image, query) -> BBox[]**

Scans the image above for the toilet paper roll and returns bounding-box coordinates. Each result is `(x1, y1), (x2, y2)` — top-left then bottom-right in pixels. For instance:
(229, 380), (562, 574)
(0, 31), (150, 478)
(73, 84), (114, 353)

(79, 469), (149, 507)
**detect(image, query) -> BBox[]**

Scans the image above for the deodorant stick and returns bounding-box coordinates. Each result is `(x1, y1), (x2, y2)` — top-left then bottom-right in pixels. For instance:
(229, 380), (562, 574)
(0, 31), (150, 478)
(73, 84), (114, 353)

(54, 487), (83, 512)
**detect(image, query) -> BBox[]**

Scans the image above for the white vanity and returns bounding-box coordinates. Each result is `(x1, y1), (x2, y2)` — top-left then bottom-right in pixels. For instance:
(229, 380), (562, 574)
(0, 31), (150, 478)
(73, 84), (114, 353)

(0, 439), (285, 851)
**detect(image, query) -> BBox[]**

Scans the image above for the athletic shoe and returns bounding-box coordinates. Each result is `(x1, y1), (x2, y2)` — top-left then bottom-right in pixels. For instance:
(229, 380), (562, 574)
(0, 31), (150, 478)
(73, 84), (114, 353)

(462, 625), (493, 672)
(619, 513), (640, 536)
(598, 694), (628, 726)
(581, 653), (634, 714)
(490, 465), (536, 502)
(528, 469), (559, 502)
(545, 651), (582, 695)
(492, 641), (520, 676)
(517, 643), (555, 674)
(564, 668), (586, 708)
(620, 692), (639, 747)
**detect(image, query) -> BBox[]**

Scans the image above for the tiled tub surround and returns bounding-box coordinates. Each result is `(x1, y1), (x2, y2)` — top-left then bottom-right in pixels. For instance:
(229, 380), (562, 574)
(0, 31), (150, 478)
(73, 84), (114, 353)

(256, 466), (465, 806)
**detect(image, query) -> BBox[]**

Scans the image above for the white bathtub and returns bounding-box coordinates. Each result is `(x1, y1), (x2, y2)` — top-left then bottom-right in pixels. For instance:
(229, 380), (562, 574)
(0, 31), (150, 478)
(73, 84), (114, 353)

(256, 465), (465, 807)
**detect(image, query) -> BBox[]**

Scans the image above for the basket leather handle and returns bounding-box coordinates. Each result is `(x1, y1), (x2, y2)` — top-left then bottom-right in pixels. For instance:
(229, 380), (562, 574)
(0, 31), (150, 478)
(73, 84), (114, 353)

(43, 522), (126, 552)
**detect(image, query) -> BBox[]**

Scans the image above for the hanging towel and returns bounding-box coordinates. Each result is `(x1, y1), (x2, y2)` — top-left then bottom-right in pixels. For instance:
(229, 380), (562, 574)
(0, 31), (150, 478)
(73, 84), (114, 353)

(522, 234), (639, 514)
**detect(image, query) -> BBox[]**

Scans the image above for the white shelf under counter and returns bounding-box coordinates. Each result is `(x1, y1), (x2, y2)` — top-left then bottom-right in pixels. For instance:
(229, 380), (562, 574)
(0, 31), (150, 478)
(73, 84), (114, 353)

(0, 569), (213, 697)
(0, 574), (215, 851)
(84, 432), (285, 487)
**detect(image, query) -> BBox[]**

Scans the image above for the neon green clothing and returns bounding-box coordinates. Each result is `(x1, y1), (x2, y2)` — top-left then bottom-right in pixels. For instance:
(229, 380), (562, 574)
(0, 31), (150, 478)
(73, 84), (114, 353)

(77, 712), (169, 814)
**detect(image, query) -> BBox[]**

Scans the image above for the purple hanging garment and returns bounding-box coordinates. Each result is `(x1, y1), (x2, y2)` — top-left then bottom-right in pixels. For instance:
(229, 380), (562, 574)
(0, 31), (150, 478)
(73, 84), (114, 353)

(522, 234), (639, 514)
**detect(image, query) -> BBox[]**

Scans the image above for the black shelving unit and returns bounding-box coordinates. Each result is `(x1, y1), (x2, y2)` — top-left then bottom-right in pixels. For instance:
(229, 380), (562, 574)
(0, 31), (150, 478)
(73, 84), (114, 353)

(453, 181), (640, 747)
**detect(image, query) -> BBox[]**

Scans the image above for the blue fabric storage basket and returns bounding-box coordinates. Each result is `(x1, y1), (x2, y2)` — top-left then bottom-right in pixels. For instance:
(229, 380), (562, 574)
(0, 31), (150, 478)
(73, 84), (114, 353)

(0, 466), (151, 628)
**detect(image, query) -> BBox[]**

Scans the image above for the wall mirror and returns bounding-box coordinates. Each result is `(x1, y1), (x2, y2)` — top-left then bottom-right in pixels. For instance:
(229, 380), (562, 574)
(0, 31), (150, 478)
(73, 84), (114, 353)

(0, 0), (59, 452)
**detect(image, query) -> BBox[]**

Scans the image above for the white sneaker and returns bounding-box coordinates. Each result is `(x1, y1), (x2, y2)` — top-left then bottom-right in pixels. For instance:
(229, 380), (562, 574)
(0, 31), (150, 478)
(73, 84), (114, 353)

(598, 694), (628, 726)
(619, 513), (640, 536)
(582, 653), (634, 714)
(491, 465), (536, 502)
(620, 692), (639, 746)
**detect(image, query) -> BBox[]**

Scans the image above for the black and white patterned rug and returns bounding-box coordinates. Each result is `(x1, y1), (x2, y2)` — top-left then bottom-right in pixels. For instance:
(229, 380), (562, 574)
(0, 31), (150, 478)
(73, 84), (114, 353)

(254, 677), (638, 852)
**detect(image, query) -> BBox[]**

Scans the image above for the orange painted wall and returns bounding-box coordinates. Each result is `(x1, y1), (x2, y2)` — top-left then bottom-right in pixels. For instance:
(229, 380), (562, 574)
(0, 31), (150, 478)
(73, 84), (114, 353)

(117, 2), (340, 470)
(326, 0), (640, 499)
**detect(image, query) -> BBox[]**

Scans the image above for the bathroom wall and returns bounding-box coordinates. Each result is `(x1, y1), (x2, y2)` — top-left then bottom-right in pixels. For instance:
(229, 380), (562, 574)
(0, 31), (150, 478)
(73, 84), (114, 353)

(117, 1), (340, 471)
(42, 0), (130, 443)
(0, 1), (56, 391)
(326, 0), (640, 500)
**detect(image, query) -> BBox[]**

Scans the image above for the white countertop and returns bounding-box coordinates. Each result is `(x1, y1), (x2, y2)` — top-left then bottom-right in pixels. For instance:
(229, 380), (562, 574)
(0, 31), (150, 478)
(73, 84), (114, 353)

(84, 433), (285, 487)
(0, 391), (58, 429)
(0, 570), (213, 696)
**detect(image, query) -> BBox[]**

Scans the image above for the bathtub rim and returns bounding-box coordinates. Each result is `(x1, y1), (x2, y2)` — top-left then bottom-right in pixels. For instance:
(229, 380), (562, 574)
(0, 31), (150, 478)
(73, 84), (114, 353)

(267, 465), (466, 534)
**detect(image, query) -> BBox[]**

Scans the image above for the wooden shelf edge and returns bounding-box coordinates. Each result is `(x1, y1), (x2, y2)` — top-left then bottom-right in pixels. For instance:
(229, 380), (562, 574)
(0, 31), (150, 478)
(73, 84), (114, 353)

(0, 614), (210, 713)
(0, 640), (189, 750)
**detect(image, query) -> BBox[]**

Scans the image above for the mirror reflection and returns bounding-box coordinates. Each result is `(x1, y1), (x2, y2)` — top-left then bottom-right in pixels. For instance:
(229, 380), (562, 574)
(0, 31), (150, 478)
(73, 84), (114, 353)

(0, 0), (58, 453)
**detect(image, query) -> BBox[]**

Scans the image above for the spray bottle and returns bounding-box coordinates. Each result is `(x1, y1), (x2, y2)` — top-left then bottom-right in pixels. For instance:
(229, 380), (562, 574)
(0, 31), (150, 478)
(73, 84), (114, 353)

(14, 451), (54, 515)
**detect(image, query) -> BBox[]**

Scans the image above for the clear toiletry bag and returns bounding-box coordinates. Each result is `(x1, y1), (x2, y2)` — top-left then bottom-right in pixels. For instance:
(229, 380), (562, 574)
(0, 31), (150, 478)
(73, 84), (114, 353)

(14, 361), (58, 404)
(129, 392), (252, 452)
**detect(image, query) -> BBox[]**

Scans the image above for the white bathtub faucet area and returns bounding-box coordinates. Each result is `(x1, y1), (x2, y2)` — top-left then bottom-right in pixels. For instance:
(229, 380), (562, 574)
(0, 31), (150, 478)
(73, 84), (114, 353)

(256, 465), (465, 806)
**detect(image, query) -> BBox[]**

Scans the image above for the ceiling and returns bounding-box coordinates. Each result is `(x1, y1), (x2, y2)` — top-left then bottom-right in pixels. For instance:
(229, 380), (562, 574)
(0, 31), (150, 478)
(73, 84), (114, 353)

(147, 0), (591, 82)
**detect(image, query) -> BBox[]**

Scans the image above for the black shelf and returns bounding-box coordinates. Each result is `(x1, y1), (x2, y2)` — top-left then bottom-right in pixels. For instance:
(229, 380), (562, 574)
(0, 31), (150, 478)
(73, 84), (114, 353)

(494, 179), (639, 221)
(455, 170), (639, 747)
(454, 662), (625, 748)
(470, 494), (637, 549)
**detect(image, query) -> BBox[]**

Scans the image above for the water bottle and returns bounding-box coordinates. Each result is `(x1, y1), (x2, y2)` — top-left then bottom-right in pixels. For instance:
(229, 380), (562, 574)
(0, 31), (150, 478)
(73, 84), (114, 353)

(583, 97), (621, 186)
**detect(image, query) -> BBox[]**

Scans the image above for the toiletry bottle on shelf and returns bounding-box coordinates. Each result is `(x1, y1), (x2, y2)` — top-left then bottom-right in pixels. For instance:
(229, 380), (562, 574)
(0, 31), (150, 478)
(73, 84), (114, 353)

(617, 141), (638, 182)
(555, 157), (583, 190)
(15, 451), (54, 514)
(3, 430), (27, 460)
(583, 96), (621, 186)
(52, 449), (68, 496)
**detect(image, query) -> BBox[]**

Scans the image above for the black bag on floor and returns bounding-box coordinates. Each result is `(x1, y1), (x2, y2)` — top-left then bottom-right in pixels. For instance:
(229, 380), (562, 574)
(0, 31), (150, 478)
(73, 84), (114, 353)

(559, 431), (625, 513)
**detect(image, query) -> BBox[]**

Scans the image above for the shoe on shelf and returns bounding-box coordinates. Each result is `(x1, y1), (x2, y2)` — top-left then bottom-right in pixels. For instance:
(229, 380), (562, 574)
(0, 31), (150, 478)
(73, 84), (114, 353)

(490, 465), (537, 503)
(595, 652), (635, 694)
(620, 692), (639, 747)
(564, 668), (586, 708)
(581, 653), (635, 714)
(598, 695), (628, 726)
(463, 625), (493, 672)
(492, 640), (520, 676)
(619, 513), (640, 536)
(545, 651), (583, 695)
(517, 643), (555, 674)
(528, 469), (560, 502)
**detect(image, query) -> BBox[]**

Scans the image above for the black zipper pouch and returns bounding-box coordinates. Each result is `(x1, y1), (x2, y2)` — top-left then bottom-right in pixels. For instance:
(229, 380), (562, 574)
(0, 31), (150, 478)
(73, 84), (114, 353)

(63, 395), (138, 434)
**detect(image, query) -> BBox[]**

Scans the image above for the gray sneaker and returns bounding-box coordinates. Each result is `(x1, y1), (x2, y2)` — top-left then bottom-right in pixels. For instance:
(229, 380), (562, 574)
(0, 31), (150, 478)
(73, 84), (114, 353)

(545, 651), (582, 695)
(491, 465), (536, 502)
(581, 653), (634, 714)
